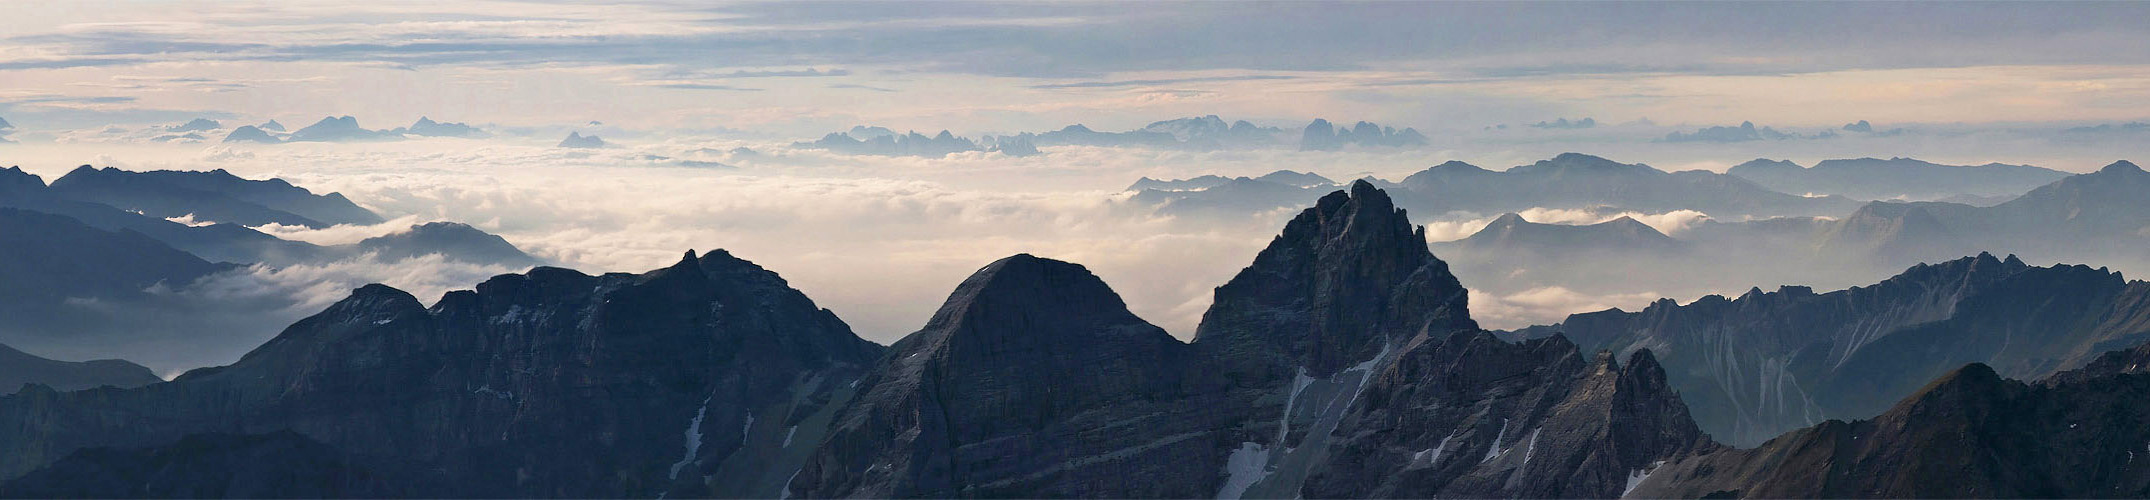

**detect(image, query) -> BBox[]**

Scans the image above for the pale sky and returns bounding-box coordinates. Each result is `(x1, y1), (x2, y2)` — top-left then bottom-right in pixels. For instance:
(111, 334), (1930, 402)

(6, 2), (2150, 367)
(5, 1), (2150, 136)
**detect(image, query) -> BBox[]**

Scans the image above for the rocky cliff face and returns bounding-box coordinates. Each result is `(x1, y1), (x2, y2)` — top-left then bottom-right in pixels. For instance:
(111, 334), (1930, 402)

(1302, 332), (1714, 498)
(1540, 252), (2150, 446)
(0, 249), (880, 498)
(1630, 361), (2150, 498)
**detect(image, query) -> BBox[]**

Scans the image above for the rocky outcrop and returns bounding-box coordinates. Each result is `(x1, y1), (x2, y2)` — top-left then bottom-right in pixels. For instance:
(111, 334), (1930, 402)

(0, 249), (882, 498)
(1308, 336), (1714, 498)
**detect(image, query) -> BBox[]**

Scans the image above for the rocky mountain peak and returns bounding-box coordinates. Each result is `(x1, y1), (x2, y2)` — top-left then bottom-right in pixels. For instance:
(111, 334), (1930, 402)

(1195, 181), (1473, 378)
(0, 166), (43, 195)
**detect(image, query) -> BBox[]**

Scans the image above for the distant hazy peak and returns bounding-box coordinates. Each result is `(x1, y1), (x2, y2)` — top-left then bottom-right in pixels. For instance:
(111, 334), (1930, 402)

(2097, 159), (2144, 175)
(558, 131), (606, 148)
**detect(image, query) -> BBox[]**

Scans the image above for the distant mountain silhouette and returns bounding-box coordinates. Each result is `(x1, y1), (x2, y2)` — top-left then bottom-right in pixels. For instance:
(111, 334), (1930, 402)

(1633, 360), (2150, 497)
(557, 131), (606, 148)
(1528, 253), (2150, 446)
(1661, 121), (1806, 142)
(47, 166), (383, 228)
(1444, 213), (1685, 255)
(1019, 115), (1286, 151)
(1300, 118), (1427, 150)
(287, 116), (400, 142)
(1729, 156), (2066, 200)
(170, 118), (221, 132)
(393, 117), (488, 138)
(221, 125), (281, 144)
(354, 222), (540, 266)
(1813, 160), (2150, 270)
(794, 129), (976, 157)
(1127, 170), (1334, 192)
(1, 342), (160, 395)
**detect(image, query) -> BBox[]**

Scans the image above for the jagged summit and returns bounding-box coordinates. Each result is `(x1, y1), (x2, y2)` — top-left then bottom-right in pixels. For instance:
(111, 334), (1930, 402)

(1196, 180), (1472, 378)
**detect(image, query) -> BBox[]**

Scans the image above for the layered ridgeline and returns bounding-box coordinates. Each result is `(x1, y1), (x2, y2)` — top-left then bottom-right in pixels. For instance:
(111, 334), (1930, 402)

(791, 181), (1710, 498)
(1728, 157), (2068, 202)
(45, 165), (384, 228)
(1815, 160), (2150, 271)
(1630, 352), (2150, 498)
(1521, 252), (2150, 446)
(0, 342), (160, 395)
(0, 182), (1712, 498)
(1130, 153), (1860, 220)
(0, 250), (881, 497)
(0, 166), (534, 266)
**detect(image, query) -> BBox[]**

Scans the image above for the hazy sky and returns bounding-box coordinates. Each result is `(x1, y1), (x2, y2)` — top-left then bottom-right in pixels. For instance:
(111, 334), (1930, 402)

(7, 1), (2150, 135)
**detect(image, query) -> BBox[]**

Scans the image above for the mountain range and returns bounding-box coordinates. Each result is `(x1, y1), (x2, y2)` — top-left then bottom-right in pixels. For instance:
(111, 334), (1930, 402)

(1728, 157), (2067, 201)
(1131, 153), (1862, 221)
(1300, 118), (1428, 150)
(1516, 252), (2150, 446)
(5, 182), (2150, 498)
(0, 182), (1711, 498)
(46, 165), (383, 228)
(223, 117), (491, 144)
(1629, 356), (2150, 498)
(1, 342), (160, 395)
(1811, 160), (2150, 272)
(795, 116), (1428, 156)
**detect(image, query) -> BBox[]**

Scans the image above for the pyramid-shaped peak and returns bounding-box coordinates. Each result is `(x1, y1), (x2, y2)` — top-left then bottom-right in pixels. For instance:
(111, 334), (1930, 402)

(1195, 182), (1474, 377)
(2096, 160), (2143, 175)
